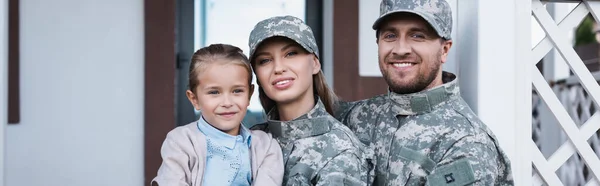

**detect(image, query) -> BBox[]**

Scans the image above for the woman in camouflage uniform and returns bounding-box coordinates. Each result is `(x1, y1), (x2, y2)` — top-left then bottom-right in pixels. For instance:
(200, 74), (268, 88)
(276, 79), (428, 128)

(247, 15), (373, 186)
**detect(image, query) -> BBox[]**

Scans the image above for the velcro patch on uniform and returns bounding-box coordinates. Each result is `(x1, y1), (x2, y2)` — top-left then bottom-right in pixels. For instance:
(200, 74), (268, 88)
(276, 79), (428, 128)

(398, 147), (436, 172)
(289, 163), (313, 178)
(410, 96), (431, 113)
(426, 159), (475, 186)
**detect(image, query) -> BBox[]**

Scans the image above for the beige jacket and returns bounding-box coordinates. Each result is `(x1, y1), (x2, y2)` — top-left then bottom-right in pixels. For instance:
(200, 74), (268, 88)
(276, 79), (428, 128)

(151, 122), (284, 186)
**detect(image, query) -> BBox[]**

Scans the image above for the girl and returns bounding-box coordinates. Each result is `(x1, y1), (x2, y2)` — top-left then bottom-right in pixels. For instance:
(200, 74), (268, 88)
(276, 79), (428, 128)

(248, 16), (373, 186)
(152, 44), (284, 186)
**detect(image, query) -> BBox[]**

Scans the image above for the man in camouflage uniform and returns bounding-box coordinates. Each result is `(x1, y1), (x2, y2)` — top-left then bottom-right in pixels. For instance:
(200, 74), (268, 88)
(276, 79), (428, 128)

(335, 0), (514, 185)
(249, 15), (373, 185)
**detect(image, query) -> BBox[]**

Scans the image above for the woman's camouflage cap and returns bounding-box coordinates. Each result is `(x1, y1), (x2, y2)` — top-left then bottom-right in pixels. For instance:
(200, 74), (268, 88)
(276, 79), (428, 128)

(248, 15), (319, 60)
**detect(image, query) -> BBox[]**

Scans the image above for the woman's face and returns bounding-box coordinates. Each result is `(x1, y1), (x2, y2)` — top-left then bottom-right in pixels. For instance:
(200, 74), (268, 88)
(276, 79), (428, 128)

(252, 37), (321, 106)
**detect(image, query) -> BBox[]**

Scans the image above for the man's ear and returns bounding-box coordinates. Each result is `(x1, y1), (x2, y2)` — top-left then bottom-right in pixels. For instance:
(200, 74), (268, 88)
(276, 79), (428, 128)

(186, 90), (200, 110)
(375, 30), (380, 44)
(440, 39), (453, 64)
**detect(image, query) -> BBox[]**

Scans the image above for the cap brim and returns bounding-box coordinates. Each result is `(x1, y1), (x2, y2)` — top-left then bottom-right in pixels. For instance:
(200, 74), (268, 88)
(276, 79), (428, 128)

(372, 10), (448, 39)
(249, 33), (316, 60)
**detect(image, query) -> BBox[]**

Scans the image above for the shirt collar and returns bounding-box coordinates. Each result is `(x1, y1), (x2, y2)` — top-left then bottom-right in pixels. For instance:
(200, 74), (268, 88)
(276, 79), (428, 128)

(388, 71), (461, 115)
(197, 116), (252, 149)
(265, 98), (332, 142)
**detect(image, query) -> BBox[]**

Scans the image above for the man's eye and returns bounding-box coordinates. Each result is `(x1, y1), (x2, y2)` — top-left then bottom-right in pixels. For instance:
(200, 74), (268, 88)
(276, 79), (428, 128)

(411, 33), (426, 39)
(384, 33), (397, 39)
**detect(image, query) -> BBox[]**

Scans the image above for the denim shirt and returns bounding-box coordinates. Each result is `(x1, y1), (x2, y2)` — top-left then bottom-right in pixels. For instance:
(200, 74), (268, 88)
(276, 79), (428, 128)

(197, 116), (252, 186)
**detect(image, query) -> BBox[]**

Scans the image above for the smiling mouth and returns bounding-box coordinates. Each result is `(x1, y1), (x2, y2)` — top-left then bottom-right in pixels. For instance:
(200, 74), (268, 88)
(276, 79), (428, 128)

(218, 112), (237, 118)
(392, 63), (415, 68)
(275, 79), (292, 85)
(272, 78), (294, 89)
(272, 77), (294, 85)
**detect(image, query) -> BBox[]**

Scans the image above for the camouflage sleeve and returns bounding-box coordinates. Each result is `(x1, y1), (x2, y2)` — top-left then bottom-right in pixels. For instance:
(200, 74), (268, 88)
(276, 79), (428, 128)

(425, 135), (512, 186)
(314, 151), (368, 186)
(333, 100), (358, 123)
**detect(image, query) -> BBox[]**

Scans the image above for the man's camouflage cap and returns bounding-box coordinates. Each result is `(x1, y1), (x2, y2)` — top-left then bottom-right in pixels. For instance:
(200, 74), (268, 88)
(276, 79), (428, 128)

(248, 15), (319, 60)
(373, 0), (452, 39)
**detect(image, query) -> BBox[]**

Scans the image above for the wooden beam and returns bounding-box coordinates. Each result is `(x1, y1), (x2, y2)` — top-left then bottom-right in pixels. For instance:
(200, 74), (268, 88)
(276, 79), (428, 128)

(144, 0), (176, 184)
(8, 0), (19, 124)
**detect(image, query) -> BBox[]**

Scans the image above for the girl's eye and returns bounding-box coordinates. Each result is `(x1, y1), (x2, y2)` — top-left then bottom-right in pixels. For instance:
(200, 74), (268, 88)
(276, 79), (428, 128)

(233, 89), (244, 94)
(208, 90), (219, 95)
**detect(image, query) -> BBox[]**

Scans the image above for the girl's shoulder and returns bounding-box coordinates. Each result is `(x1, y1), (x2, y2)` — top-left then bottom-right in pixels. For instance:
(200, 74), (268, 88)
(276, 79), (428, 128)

(249, 122), (269, 131)
(168, 122), (200, 135)
(163, 122), (205, 144)
(249, 128), (275, 144)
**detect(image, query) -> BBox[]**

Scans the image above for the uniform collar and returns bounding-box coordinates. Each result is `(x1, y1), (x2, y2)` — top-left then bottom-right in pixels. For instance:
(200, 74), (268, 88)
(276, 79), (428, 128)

(197, 116), (252, 149)
(265, 98), (332, 142)
(388, 71), (461, 116)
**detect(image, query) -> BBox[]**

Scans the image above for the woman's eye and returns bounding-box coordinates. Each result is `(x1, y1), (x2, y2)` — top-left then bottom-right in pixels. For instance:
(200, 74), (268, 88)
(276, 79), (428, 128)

(257, 58), (270, 65)
(285, 51), (298, 57)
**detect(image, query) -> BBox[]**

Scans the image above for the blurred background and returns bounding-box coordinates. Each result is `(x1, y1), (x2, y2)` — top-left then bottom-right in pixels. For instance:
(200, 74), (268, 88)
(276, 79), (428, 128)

(1, 0), (600, 185)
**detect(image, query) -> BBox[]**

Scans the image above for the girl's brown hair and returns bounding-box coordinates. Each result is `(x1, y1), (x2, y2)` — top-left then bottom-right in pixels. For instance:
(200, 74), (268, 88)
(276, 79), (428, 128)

(188, 44), (253, 92)
(252, 45), (338, 116)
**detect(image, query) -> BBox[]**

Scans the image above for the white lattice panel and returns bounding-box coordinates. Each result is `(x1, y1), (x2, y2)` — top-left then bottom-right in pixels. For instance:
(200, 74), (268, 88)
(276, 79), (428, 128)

(531, 0), (600, 185)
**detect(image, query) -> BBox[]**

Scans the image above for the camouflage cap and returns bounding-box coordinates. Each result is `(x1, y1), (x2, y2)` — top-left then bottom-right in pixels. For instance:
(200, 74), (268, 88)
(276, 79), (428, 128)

(373, 0), (452, 40)
(248, 15), (319, 60)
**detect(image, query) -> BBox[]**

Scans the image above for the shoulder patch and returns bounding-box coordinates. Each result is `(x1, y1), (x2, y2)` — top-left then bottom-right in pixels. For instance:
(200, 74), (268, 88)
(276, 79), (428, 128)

(426, 159), (475, 186)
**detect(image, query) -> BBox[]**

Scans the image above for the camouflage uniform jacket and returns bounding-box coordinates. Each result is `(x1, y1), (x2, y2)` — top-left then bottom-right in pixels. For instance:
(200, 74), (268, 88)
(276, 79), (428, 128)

(335, 72), (513, 186)
(253, 98), (374, 186)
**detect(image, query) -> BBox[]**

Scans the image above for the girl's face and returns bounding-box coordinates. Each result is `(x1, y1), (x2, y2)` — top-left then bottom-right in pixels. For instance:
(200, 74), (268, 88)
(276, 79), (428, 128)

(186, 63), (253, 136)
(253, 37), (321, 106)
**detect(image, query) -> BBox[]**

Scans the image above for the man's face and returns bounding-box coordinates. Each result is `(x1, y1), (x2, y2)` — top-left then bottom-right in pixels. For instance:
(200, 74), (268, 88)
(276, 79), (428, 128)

(377, 13), (452, 94)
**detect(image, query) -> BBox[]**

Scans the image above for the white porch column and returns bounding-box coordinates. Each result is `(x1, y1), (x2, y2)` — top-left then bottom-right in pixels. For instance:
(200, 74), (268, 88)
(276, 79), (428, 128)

(0, 0), (8, 185)
(456, 1), (532, 185)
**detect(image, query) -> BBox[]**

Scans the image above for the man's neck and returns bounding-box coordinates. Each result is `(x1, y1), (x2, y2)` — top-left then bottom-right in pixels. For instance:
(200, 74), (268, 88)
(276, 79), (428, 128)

(422, 76), (444, 93)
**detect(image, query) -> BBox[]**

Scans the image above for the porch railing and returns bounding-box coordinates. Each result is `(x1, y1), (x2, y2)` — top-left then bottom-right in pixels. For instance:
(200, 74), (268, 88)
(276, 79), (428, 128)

(531, 0), (600, 185)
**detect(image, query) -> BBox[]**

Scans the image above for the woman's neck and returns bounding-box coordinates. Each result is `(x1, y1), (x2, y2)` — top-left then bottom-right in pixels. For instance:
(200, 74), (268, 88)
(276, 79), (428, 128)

(276, 93), (315, 121)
